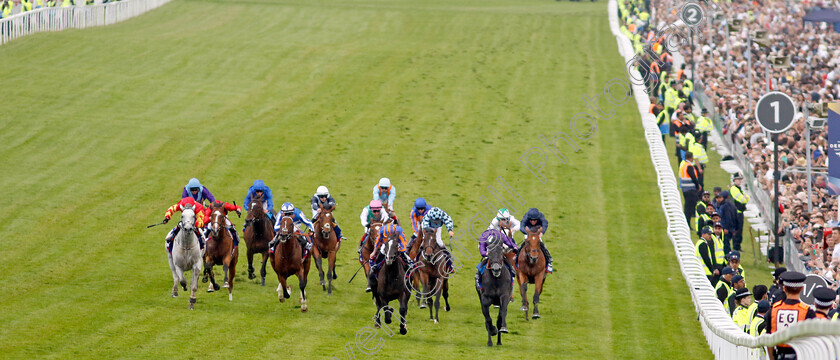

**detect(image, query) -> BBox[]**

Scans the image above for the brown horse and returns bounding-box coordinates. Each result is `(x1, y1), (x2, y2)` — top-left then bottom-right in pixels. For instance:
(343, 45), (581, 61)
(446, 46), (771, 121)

(244, 195), (273, 286)
(270, 216), (311, 312)
(361, 220), (384, 284)
(517, 227), (546, 320)
(417, 227), (451, 323)
(312, 205), (339, 295)
(497, 220), (518, 267)
(203, 202), (238, 301)
(407, 227), (428, 308)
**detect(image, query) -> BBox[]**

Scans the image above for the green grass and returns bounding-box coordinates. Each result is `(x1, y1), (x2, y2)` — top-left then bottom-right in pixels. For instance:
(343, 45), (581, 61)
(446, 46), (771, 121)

(0, 0), (712, 358)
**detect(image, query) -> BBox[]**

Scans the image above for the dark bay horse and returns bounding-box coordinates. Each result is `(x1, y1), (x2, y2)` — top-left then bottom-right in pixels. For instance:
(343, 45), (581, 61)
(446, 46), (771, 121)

(517, 227), (546, 320)
(369, 237), (409, 335)
(244, 195), (273, 286)
(361, 220), (383, 286)
(203, 202), (238, 301)
(270, 216), (311, 312)
(418, 227), (450, 323)
(312, 205), (338, 295)
(476, 237), (512, 346)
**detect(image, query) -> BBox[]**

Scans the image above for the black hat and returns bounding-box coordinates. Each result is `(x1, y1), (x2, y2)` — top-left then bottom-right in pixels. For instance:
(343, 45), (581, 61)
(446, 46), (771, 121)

(772, 267), (787, 279)
(701, 227), (713, 234)
(722, 267), (736, 276)
(756, 300), (771, 313)
(702, 191), (710, 196)
(727, 251), (741, 261)
(711, 212), (720, 217)
(731, 275), (745, 284)
(814, 287), (836, 307)
(714, 186), (722, 192)
(701, 108), (708, 114)
(780, 271), (806, 288)
(713, 222), (723, 228)
(734, 288), (752, 299)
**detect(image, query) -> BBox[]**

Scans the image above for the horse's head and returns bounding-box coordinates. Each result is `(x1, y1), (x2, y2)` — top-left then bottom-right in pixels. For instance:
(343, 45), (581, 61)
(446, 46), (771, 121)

(421, 227), (438, 262)
(369, 221), (383, 240)
(384, 237), (400, 265)
(277, 216), (294, 243)
(209, 202), (226, 236)
(526, 227), (542, 264)
(486, 235), (504, 278)
(180, 205), (196, 232)
(317, 206), (334, 239)
(246, 195), (265, 226)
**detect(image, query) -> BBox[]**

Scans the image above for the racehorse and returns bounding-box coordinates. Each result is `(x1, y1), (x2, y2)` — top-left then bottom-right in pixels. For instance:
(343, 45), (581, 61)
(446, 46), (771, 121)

(417, 226), (451, 323)
(498, 219), (518, 302)
(360, 220), (383, 287)
(203, 202), (238, 301)
(244, 195), (273, 286)
(312, 205), (338, 295)
(270, 216), (311, 312)
(169, 206), (203, 309)
(407, 228), (427, 307)
(368, 236), (409, 335)
(476, 235), (512, 346)
(517, 227), (546, 320)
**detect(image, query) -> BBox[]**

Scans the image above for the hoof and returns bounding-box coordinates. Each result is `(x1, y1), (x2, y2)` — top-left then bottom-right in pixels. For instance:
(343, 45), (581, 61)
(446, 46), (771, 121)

(172, 292), (178, 298)
(261, 279), (265, 287)
(322, 285), (326, 291)
(248, 273), (256, 280)
(499, 327), (508, 333)
(207, 284), (215, 292)
(487, 341), (493, 347)
(489, 326), (498, 336)
(419, 303), (427, 309)
(286, 286), (292, 295)
(213, 283), (221, 291)
(301, 305), (308, 313)
(223, 282), (229, 288)
(399, 327), (407, 335)
(520, 306), (527, 312)
(228, 294), (233, 301)
(189, 304), (194, 310)
(445, 304), (450, 312)
(532, 313), (540, 319)
(201, 275), (208, 283)
(433, 319), (438, 324)
(320, 280), (326, 286)
(365, 287), (372, 293)
(279, 297), (285, 303)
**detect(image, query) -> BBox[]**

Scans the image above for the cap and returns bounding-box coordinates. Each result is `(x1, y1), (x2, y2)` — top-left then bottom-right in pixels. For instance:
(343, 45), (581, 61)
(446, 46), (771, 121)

(772, 267), (787, 279)
(732, 172), (744, 180)
(780, 271), (806, 287)
(713, 222), (723, 228)
(702, 191), (710, 196)
(731, 275), (744, 284)
(722, 267), (736, 276)
(701, 108), (708, 114)
(814, 287), (836, 307)
(734, 288), (752, 299)
(727, 251), (741, 261)
(714, 186), (722, 192)
(701, 227), (713, 234)
(710, 212), (720, 217)
(756, 300), (771, 313)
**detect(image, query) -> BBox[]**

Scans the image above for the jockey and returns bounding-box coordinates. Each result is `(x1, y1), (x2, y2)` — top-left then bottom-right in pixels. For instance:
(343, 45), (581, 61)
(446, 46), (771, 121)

(269, 202), (314, 253)
(358, 200), (390, 251)
(243, 180), (275, 223)
(373, 177), (396, 213)
(182, 178), (215, 206)
(519, 208), (553, 273)
(369, 223), (412, 273)
(407, 197), (429, 249)
(487, 208), (520, 235)
(475, 229), (518, 288)
(163, 197), (207, 252)
(310, 185), (344, 241)
(421, 207), (455, 259)
(203, 200), (243, 251)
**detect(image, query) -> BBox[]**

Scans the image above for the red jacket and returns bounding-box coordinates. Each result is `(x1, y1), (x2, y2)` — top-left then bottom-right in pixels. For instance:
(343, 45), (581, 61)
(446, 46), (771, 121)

(164, 197), (206, 227)
(203, 200), (243, 225)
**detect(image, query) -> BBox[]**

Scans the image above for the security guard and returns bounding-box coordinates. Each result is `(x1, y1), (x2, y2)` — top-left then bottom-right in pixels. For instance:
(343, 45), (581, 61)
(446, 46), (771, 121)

(689, 133), (707, 187)
(814, 287), (836, 319)
(695, 108), (713, 149)
(729, 173), (750, 251)
(0, 0), (12, 18)
(767, 271), (815, 359)
(695, 200), (712, 235)
(679, 152), (701, 223)
(748, 300), (771, 336)
(711, 222), (726, 266)
(768, 267), (787, 305)
(695, 227), (720, 285)
(21, 0), (32, 12)
(677, 124), (696, 161)
(726, 251), (746, 283)
(727, 274), (747, 315)
(731, 288), (753, 332)
(682, 74), (694, 103)
(694, 191), (710, 230)
(716, 267), (735, 305)
(665, 80), (680, 137)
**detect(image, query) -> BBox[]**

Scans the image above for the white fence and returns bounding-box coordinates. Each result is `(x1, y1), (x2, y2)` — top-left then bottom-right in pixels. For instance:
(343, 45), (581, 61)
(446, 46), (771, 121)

(0, 0), (171, 45)
(608, 1), (840, 358)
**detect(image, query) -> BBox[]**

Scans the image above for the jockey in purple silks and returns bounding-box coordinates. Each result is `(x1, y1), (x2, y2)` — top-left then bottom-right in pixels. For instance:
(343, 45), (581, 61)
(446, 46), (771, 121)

(475, 229), (518, 289)
(182, 178), (215, 206)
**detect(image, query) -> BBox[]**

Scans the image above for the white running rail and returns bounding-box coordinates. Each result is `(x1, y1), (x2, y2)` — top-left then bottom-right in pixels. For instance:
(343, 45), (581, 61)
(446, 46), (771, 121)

(0, 0), (171, 45)
(608, 1), (840, 358)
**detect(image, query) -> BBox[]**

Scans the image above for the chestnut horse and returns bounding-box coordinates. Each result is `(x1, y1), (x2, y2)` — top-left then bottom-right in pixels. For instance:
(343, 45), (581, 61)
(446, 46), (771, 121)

(407, 228), (427, 307)
(270, 216), (311, 312)
(312, 205), (338, 295)
(417, 227), (451, 323)
(244, 195), (273, 286)
(203, 202), (238, 301)
(361, 220), (384, 288)
(498, 220), (517, 302)
(369, 236), (409, 335)
(517, 227), (546, 320)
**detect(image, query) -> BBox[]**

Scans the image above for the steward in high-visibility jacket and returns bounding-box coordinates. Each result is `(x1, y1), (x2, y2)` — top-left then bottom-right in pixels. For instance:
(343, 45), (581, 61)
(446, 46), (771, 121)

(35, 0), (43, 8)
(731, 288), (753, 332)
(694, 192), (710, 231)
(677, 125), (696, 161)
(767, 272), (815, 358)
(695, 228), (721, 284)
(46, 0), (56, 6)
(21, 0), (32, 12)
(747, 300), (770, 336)
(695, 109), (713, 149)
(729, 174), (750, 213)
(61, 0), (72, 7)
(711, 223), (726, 266)
(716, 268), (735, 304)
(1, 0), (12, 17)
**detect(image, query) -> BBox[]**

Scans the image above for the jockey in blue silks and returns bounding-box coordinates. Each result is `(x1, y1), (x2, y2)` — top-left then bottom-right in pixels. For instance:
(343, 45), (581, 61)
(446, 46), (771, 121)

(269, 202), (314, 253)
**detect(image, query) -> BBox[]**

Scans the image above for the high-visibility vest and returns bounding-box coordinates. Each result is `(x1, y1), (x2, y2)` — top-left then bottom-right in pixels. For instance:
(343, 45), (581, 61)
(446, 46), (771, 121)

(694, 213), (710, 232)
(691, 142), (708, 164)
(712, 234), (726, 265)
(832, 312), (838, 320)
(748, 314), (766, 336)
(695, 239), (716, 276)
(1, 1), (11, 16)
(716, 281), (734, 310)
(769, 300), (810, 347)
(695, 115), (713, 133)
(61, 0), (71, 6)
(679, 160), (695, 191)
(35, 0), (43, 7)
(47, 0), (56, 6)
(656, 110), (668, 126)
(695, 200), (707, 219)
(684, 79), (694, 93)
(729, 185), (750, 213)
(733, 305), (751, 332)
(665, 88), (678, 109)
(21, 0), (32, 11)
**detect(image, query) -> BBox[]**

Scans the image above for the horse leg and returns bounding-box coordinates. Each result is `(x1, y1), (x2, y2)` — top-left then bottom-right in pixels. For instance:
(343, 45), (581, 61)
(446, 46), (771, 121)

(168, 252), (179, 297)
(327, 250), (337, 295)
(277, 275), (289, 302)
(442, 278), (450, 312)
(298, 271), (308, 312)
(399, 297), (408, 335)
(532, 272), (544, 319)
(433, 285), (441, 324)
(222, 264), (230, 297)
(260, 251), (269, 287)
(481, 300), (496, 346)
(313, 249), (325, 290)
(202, 257), (211, 283)
(412, 273), (421, 307)
(207, 264), (218, 292)
(227, 258), (236, 301)
(374, 298), (384, 329)
(176, 266), (187, 292)
(189, 264), (200, 310)
(247, 249), (257, 280)
(518, 272), (529, 320)
(498, 293), (509, 343)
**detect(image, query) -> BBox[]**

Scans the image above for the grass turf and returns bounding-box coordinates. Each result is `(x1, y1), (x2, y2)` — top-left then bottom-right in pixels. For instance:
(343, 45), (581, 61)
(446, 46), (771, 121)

(0, 0), (712, 358)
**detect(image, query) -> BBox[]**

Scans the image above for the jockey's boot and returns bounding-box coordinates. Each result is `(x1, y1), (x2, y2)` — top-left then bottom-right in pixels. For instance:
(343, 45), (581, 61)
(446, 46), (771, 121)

(228, 226), (240, 254)
(165, 226), (179, 242)
(539, 241), (553, 273)
(401, 252), (413, 269)
(357, 233), (367, 254)
(298, 235), (311, 251)
(268, 237), (278, 253)
(334, 224), (344, 241)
